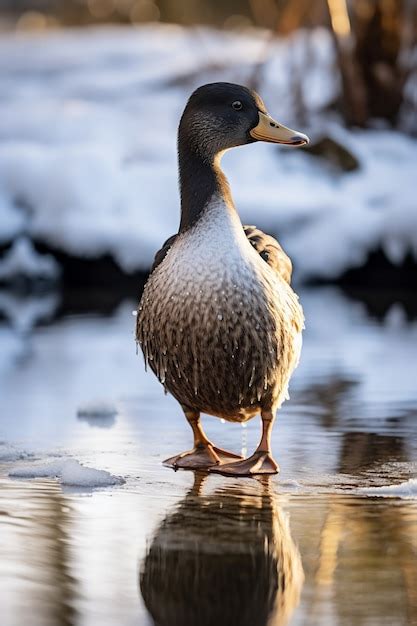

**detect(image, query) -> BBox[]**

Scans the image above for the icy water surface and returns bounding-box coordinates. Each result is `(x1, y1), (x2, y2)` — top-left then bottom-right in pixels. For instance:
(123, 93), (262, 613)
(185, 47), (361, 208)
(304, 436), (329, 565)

(1, 286), (417, 626)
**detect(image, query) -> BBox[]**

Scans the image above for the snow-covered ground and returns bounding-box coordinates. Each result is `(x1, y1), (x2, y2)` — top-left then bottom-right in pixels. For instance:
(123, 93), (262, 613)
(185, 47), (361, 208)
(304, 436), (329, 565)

(0, 25), (416, 282)
(9, 458), (124, 487)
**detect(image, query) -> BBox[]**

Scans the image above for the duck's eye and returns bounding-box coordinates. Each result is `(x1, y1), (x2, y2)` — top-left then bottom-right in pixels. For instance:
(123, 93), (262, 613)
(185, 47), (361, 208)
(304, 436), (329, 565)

(232, 101), (243, 111)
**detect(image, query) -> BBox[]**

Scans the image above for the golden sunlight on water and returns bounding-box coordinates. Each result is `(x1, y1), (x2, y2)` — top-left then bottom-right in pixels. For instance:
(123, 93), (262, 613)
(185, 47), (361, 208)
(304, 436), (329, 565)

(1, 474), (417, 626)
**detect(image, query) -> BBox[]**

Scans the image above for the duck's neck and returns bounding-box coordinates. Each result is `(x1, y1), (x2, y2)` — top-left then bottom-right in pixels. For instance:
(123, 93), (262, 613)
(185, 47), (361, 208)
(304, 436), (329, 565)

(178, 143), (237, 233)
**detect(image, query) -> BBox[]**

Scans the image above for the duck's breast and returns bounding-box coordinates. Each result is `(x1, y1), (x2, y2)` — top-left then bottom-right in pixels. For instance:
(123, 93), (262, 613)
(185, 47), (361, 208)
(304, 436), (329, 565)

(137, 200), (303, 417)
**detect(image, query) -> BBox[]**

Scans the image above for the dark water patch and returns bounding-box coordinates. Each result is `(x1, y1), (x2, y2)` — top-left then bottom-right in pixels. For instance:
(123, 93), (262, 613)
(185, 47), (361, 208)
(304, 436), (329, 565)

(340, 284), (417, 321)
(338, 247), (417, 290)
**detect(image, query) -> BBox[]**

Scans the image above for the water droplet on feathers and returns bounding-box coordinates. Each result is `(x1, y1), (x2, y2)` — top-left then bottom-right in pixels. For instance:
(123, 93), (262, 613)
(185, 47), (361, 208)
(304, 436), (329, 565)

(249, 366), (255, 388)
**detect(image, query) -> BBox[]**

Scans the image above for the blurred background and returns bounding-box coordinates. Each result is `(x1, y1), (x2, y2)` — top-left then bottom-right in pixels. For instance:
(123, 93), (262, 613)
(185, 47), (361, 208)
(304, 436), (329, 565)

(0, 0), (416, 309)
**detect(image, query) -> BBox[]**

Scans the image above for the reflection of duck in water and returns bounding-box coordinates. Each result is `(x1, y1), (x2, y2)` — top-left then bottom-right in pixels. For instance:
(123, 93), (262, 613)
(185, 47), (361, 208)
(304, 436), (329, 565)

(140, 474), (304, 626)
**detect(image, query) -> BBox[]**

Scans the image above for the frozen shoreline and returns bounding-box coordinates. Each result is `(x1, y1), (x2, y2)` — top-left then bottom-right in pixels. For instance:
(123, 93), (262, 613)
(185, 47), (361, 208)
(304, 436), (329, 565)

(1, 286), (416, 497)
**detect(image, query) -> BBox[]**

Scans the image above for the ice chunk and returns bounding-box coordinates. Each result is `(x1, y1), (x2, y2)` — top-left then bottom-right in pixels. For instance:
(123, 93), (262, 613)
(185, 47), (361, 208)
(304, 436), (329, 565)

(9, 459), (125, 488)
(360, 479), (417, 499)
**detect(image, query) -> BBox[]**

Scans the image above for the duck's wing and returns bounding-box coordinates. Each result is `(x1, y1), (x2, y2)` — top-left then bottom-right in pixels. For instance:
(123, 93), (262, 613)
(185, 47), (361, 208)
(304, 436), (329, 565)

(243, 225), (292, 284)
(150, 234), (178, 273)
(150, 226), (292, 283)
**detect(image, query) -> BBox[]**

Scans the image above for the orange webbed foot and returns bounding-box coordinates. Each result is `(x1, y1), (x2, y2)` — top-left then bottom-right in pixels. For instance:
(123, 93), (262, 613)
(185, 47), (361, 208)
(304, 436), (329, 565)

(163, 444), (242, 470)
(209, 451), (279, 477)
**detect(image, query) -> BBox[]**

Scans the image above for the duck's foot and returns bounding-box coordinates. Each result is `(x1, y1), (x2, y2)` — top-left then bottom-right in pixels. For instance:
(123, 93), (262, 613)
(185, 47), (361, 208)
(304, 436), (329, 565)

(212, 446), (243, 464)
(163, 444), (242, 470)
(209, 451), (280, 477)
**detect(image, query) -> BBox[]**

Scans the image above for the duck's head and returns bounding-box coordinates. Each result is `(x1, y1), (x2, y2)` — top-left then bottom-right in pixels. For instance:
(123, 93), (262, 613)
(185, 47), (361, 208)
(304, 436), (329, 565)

(179, 82), (309, 160)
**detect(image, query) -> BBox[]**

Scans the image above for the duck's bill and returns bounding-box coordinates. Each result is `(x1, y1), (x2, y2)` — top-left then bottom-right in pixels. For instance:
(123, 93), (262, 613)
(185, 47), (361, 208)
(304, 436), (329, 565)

(250, 111), (309, 147)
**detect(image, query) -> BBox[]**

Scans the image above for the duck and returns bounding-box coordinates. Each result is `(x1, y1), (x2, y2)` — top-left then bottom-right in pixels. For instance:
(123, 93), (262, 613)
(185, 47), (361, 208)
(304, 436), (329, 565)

(136, 82), (309, 476)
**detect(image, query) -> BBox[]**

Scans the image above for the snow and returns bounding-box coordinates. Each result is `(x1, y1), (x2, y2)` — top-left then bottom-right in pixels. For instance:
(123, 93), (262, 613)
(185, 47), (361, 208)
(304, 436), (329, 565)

(360, 479), (417, 499)
(0, 442), (31, 462)
(0, 25), (415, 281)
(9, 458), (125, 487)
(0, 236), (60, 281)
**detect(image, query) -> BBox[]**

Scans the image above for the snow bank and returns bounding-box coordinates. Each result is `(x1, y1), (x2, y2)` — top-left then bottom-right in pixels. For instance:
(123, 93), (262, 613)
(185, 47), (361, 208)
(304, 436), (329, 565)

(0, 25), (416, 281)
(9, 458), (125, 487)
(360, 479), (417, 499)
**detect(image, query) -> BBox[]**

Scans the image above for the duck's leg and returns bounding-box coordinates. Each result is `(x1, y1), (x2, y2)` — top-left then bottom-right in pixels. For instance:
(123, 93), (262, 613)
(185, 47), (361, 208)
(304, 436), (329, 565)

(163, 408), (242, 470)
(210, 409), (279, 476)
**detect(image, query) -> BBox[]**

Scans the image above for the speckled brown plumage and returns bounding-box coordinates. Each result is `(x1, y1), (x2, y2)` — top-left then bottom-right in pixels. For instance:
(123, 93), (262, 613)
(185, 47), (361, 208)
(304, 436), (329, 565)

(135, 82), (308, 475)
(136, 198), (303, 422)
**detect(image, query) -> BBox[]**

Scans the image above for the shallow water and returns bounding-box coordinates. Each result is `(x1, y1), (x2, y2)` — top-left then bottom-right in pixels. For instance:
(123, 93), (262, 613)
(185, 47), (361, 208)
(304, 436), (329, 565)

(0, 286), (417, 626)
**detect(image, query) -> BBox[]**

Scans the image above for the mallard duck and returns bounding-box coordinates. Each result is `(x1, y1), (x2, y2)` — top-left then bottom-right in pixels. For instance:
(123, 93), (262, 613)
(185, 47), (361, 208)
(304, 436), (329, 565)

(136, 82), (309, 476)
